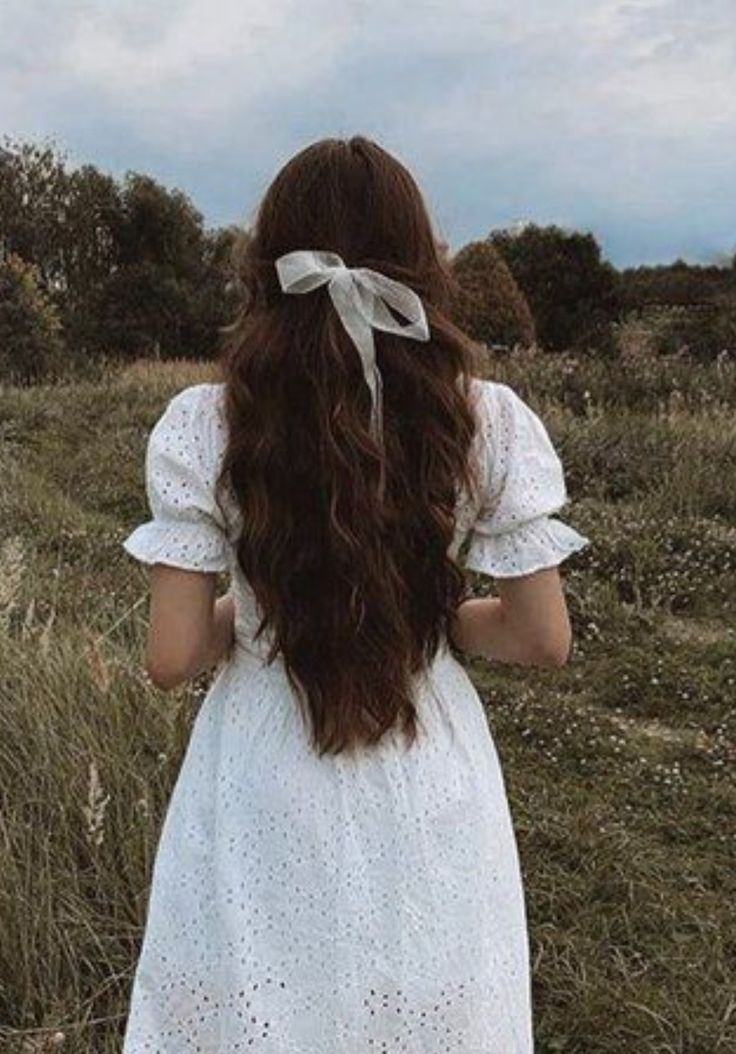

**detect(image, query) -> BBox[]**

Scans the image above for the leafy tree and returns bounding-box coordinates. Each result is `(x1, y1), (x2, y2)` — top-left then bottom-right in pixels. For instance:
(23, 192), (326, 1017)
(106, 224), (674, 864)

(93, 173), (232, 360)
(0, 142), (235, 366)
(489, 223), (620, 352)
(0, 138), (124, 362)
(0, 253), (65, 382)
(57, 164), (124, 352)
(191, 224), (243, 351)
(449, 240), (536, 348)
(0, 137), (69, 290)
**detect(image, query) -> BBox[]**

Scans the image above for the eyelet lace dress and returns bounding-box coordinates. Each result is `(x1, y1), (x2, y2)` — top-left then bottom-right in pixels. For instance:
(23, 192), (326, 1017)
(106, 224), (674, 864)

(121, 378), (590, 1053)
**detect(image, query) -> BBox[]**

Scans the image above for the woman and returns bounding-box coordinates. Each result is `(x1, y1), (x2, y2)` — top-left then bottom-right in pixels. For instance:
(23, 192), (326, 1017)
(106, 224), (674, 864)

(121, 134), (590, 1052)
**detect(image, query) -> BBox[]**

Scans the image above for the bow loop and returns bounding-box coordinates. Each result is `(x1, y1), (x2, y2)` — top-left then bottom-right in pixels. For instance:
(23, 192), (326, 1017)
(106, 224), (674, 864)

(275, 248), (430, 501)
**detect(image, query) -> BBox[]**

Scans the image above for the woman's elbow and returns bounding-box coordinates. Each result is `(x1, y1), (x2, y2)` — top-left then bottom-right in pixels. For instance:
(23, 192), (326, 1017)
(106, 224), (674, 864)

(144, 632), (207, 691)
(145, 652), (195, 691)
(533, 635), (573, 667)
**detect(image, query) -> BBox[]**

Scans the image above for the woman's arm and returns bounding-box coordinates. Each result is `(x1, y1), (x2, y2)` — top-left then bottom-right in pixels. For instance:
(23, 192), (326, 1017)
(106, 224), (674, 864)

(146, 572), (236, 691)
(449, 588), (569, 667)
(193, 591), (236, 676)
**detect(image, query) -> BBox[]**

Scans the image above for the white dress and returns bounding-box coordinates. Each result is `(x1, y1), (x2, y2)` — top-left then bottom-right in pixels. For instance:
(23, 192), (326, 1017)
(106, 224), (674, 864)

(121, 377), (590, 1053)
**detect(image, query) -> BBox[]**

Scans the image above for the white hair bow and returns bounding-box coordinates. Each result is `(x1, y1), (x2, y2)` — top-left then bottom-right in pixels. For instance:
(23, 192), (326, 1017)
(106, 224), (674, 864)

(274, 249), (430, 455)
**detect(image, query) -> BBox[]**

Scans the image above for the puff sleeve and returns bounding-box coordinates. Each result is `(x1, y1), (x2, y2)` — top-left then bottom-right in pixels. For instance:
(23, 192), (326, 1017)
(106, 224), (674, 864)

(122, 384), (230, 573)
(463, 381), (590, 578)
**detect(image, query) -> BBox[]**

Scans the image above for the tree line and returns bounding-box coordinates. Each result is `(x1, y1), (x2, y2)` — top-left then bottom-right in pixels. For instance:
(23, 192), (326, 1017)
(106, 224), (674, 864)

(1, 136), (735, 383)
(0, 138), (239, 382)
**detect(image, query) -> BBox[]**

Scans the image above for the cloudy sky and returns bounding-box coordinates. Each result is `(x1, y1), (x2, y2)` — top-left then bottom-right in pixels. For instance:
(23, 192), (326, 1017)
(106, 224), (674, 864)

(2, 0), (734, 267)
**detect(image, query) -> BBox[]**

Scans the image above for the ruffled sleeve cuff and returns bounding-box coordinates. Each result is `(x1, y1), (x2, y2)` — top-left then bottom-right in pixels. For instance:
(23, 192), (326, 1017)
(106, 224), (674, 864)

(122, 519), (230, 573)
(463, 515), (590, 578)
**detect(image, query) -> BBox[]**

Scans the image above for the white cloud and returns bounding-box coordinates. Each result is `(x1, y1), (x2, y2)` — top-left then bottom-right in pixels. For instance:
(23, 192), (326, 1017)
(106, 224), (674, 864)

(402, 0), (736, 147)
(1, 0), (355, 145)
(0, 0), (734, 263)
(63, 1), (339, 101)
(4, 0), (735, 147)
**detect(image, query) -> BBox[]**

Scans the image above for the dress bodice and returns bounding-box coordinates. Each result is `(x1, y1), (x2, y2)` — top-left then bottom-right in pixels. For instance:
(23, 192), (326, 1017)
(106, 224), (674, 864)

(122, 378), (590, 663)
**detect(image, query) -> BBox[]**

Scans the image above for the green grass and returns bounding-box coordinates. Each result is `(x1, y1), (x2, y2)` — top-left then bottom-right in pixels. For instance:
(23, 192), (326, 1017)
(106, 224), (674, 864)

(1, 350), (734, 1052)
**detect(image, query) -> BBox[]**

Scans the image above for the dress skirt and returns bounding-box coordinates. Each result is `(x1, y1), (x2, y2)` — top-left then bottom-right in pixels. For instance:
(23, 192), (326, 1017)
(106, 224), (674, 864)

(121, 641), (534, 1053)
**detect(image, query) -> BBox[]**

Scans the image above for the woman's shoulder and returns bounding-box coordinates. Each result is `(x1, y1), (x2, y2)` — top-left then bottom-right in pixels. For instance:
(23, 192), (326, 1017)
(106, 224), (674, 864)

(163, 382), (227, 439)
(467, 376), (534, 446)
(468, 375), (524, 410)
(469, 375), (553, 431)
(147, 382), (228, 475)
(466, 376), (563, 486)
(167, 381), (226, 416)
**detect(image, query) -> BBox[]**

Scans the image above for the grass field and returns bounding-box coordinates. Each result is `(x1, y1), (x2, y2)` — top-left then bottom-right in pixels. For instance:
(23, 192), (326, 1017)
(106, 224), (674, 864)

(0, 347), (734, 1052)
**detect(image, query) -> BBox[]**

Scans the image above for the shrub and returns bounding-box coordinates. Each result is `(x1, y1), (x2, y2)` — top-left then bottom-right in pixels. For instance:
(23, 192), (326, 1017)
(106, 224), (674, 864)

(449, 239), (536, 348)
(490, 223), (620, 353)
(644, 302), (736, 362)
(0, 253), (65, 383)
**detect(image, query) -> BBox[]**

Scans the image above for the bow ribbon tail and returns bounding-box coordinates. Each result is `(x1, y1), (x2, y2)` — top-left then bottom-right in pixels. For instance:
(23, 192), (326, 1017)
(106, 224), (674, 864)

(371, 366), (387, 504)
(328, 276), (388, 502)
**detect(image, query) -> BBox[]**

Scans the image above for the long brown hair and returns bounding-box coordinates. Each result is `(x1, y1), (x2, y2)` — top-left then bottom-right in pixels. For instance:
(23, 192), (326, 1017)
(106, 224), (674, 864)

(214, 135), (483, 758)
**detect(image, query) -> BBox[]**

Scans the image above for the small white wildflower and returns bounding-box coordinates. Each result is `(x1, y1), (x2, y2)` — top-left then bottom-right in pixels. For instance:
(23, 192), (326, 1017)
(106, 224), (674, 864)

(82, 760), (111, 849)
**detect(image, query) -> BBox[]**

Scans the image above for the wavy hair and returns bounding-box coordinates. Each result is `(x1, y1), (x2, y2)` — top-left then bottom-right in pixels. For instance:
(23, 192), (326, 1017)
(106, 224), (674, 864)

(214, 135), (484, 757)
